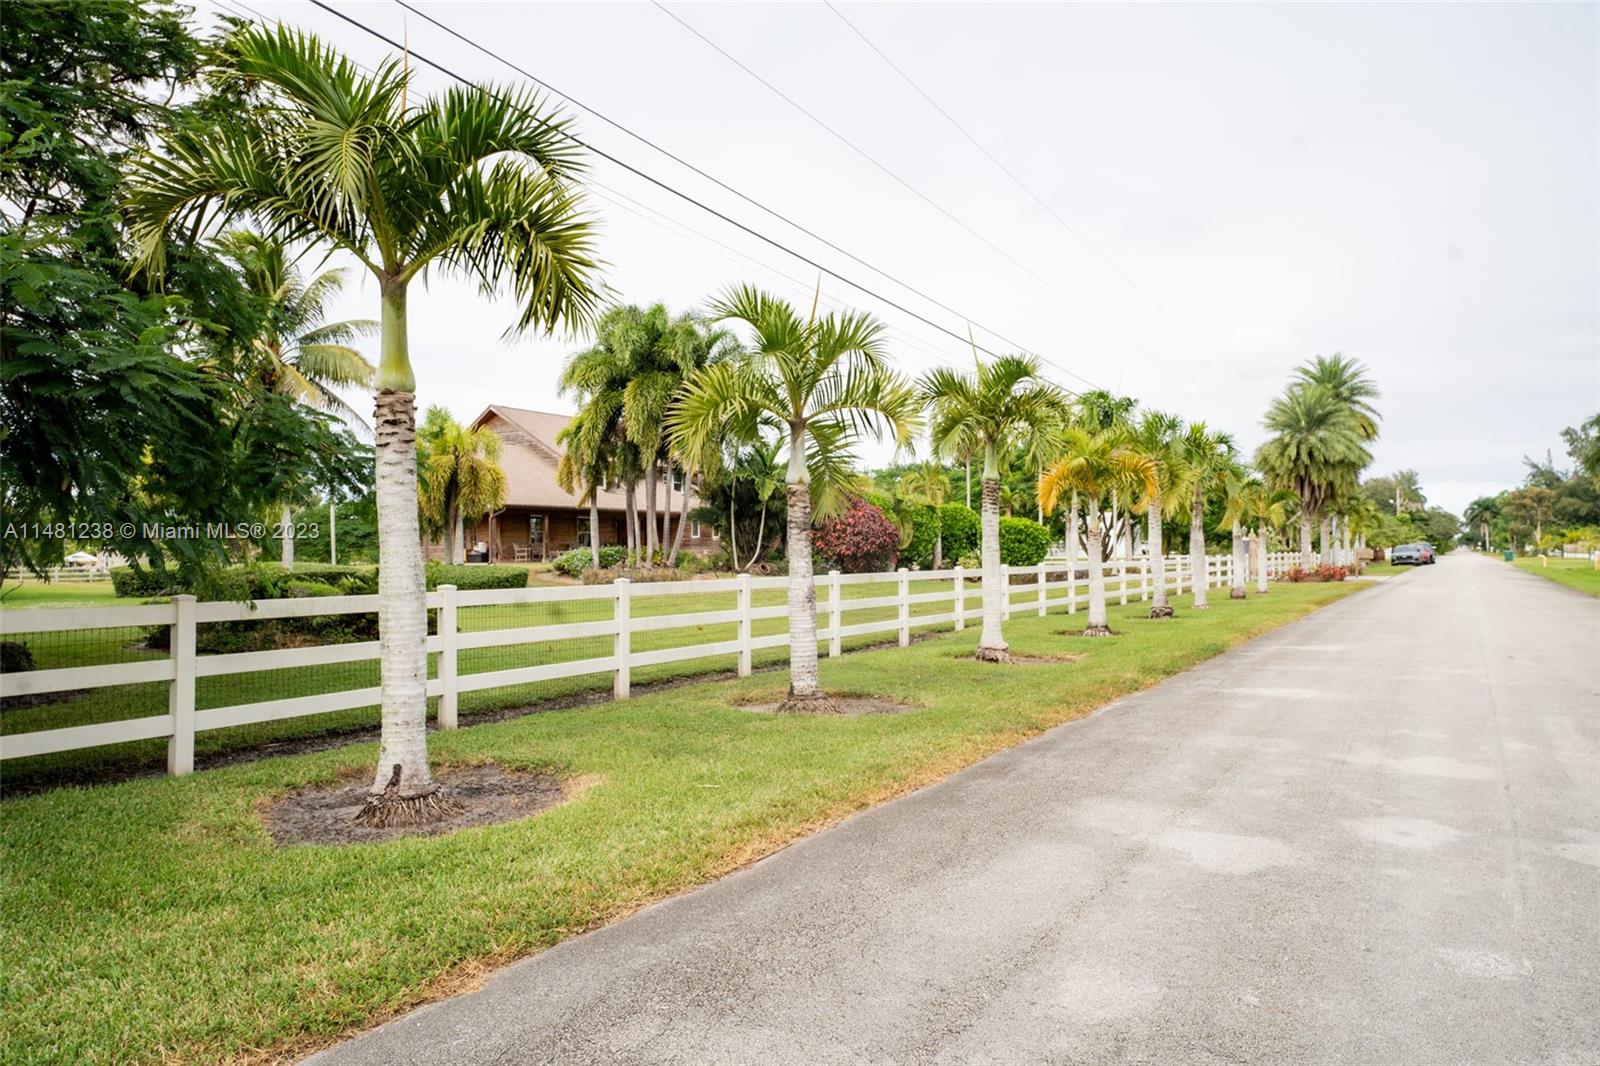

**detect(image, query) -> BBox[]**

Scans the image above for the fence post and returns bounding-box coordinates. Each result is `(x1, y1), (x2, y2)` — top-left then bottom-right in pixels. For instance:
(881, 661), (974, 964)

(736, 572), (753, 677)
(897, 568), (910, 647)
(613, 578), (631, 699)
(1037, 561), (1048, 617)
(1068, 559), (1078, 615)
(1118, 557), (1128, 606)
(1001, 563), (1012, 620)
(828, 570), (842, 658)
(167, 594), (197, 776)
(438, 584), (458, 730)
(1141, 554), (1150, 602)
(953, 565), (965, 631)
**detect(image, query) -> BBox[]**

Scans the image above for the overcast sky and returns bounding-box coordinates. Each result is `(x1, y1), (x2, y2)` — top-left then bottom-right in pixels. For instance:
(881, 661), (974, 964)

(203, 1), (1598, 515)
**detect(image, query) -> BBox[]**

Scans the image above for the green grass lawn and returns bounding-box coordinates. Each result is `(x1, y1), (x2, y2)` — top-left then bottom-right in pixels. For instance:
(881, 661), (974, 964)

(1511, 555), (1600, 597)
(0, 579), (122, 607)
(1357, 560), (1411, 577)
(0, 579), (1363, 1065)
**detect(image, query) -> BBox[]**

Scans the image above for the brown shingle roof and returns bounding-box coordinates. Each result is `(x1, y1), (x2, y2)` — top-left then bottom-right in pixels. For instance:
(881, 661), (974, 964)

(468, 405), (698, 512)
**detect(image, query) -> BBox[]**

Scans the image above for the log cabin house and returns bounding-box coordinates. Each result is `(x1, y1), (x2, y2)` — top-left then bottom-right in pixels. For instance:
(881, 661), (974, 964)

(426, 405), (719, 563)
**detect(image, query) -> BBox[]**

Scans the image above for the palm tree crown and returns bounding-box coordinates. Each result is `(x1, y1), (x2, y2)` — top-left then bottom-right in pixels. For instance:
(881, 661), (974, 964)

(1294, 353), (1381, 441)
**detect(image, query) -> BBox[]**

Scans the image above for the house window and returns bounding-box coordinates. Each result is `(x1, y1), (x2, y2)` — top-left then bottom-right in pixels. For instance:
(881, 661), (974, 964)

(691, 520), (702, 539)
(577, 515), (593, 548)
(529, 515), (545, 548)
(671, 467), (685, 492)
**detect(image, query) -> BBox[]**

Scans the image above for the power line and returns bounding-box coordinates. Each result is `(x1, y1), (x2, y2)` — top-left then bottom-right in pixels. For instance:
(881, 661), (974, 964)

(822, 1), (1233, 371)
(650, 1), (1246, 415)
(389, 0), (1050, 370)
(299, 0), (1110, 397)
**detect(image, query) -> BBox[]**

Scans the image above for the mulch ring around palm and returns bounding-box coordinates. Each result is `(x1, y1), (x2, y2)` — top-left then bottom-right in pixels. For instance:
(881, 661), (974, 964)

(260, 764), (592, 847)
(731, 693), (922, 716)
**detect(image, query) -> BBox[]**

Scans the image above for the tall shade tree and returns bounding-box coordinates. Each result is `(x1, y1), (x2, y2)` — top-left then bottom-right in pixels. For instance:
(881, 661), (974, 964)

(126, 25), (601, 824)
(1178, 423), (1237, 609)
(1131, 410), (1187, 619)
(1255, 384), (1370, 571)
(1294, 353), (1381, 441)
(1462, 496), (1499, 551)
(418, 407), (507, 564)
(218, 231), (375, 568)
(1039, 426), (1157, 637)
(921, 355), (1066, 662)
(669, 285), (919, 711)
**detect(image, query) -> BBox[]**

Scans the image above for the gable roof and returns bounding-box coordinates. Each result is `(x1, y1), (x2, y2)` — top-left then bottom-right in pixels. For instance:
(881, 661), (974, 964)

(467, 405), (697, 512)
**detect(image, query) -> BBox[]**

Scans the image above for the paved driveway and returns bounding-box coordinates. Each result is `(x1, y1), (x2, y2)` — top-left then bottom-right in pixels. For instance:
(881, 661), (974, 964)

(310, 553), (1600, 1065)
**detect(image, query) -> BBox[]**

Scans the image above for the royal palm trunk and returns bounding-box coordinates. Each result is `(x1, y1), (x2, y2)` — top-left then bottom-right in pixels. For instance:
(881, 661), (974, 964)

(1255, 527), (1269, 593)
(1299, 512), (1315, 570)
(977, 444), (1007, 661)
(588, 495), (601, 568)
(281, 504), (295, 570)
(1147, 492), (1171, 617)
(1084, 495), (1109, 634)
(643, 464), (659, 565)
(368, 282), (434, 802)
(667, 475), (691, 566)
(1230, 520), (1246, 598)
(1190, 482), (1209, 609)
(782, 426), (826, 706)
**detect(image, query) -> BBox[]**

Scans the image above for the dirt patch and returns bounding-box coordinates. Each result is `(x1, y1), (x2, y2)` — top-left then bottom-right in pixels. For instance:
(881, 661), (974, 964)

(1053, 628), (1118, 638)
(732, 694), (921, 717)
(261, 764), (588, 846)
(941, 650), (1082, 665)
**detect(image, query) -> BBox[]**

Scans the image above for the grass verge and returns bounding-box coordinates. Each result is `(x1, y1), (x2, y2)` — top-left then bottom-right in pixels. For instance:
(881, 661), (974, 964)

(1, 580), (1363, 1064)
(1510, 555), (1600, 597)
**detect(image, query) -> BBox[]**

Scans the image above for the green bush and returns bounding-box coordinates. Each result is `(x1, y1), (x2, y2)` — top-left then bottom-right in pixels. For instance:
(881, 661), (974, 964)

(939, 504), (979, 561)
(900, 505), (940, 569)
(0, 641), (36, 673)
(425, 563), (528, 591)
(999, 516), (1051, 566)
(550, 546), (627, 577)
(110, 563), (378, 600)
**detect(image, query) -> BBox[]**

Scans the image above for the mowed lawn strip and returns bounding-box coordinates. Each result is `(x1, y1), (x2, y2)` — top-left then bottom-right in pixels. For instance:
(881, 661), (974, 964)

(1511, 555), (1600, 597)
(0, 580), (1362, 1064)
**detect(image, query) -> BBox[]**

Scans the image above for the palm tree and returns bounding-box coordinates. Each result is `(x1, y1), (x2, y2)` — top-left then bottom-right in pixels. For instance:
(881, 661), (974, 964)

(1228, 478), (1289, 594)
(921, 355), (1066, 662)
(669, 285), (919, 711)
(219, 231), (376, 568)
(127, 26), (602, 824)
(1294, 353), (1381, 441)
(1178, 423), (1237, 609)
(1255, 384), (1369, 572)
(897, 460), (952, 569)
(556, 404), (618, 568)
(418, 408), (507, 564)
(1463, 496), (1499, 551)
(1039, 426), (1157, 637)
(1131, 411), (1186, 618)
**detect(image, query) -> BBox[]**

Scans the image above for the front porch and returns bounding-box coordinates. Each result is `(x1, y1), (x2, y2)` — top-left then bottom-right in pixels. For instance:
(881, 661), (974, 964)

(465, 507), (627, 563)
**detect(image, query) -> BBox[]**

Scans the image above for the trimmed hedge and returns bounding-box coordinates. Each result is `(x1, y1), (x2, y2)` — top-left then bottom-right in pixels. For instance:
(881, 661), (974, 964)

(110, 563), (378, 600)
(998, 516), (1051, 567)
(424, 563), (528, 591)
(900, 505), (940, 569)
(939, 504), (979, 561)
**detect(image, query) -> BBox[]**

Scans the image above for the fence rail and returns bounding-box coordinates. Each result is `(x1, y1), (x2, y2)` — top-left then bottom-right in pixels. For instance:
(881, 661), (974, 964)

(1, 552), (1302, 775)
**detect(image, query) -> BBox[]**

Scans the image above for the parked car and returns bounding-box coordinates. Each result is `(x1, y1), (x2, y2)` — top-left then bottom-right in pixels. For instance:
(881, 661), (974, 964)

(1419, 542), (1437, 564)
(1391, 543), (1423, 565)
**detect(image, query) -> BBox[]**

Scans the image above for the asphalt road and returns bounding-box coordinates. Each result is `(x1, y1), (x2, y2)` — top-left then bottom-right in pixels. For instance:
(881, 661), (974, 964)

(309, 553), (1600, 1065)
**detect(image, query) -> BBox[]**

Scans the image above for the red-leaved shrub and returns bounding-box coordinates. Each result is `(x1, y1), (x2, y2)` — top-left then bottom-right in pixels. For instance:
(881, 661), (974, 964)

(1282, 565), (1349, 583)
(813, 500), (900, 573)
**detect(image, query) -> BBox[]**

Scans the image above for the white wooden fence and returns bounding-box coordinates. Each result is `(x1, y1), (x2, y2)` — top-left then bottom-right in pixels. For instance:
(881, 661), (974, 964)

(0, 552), (1298, 777)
